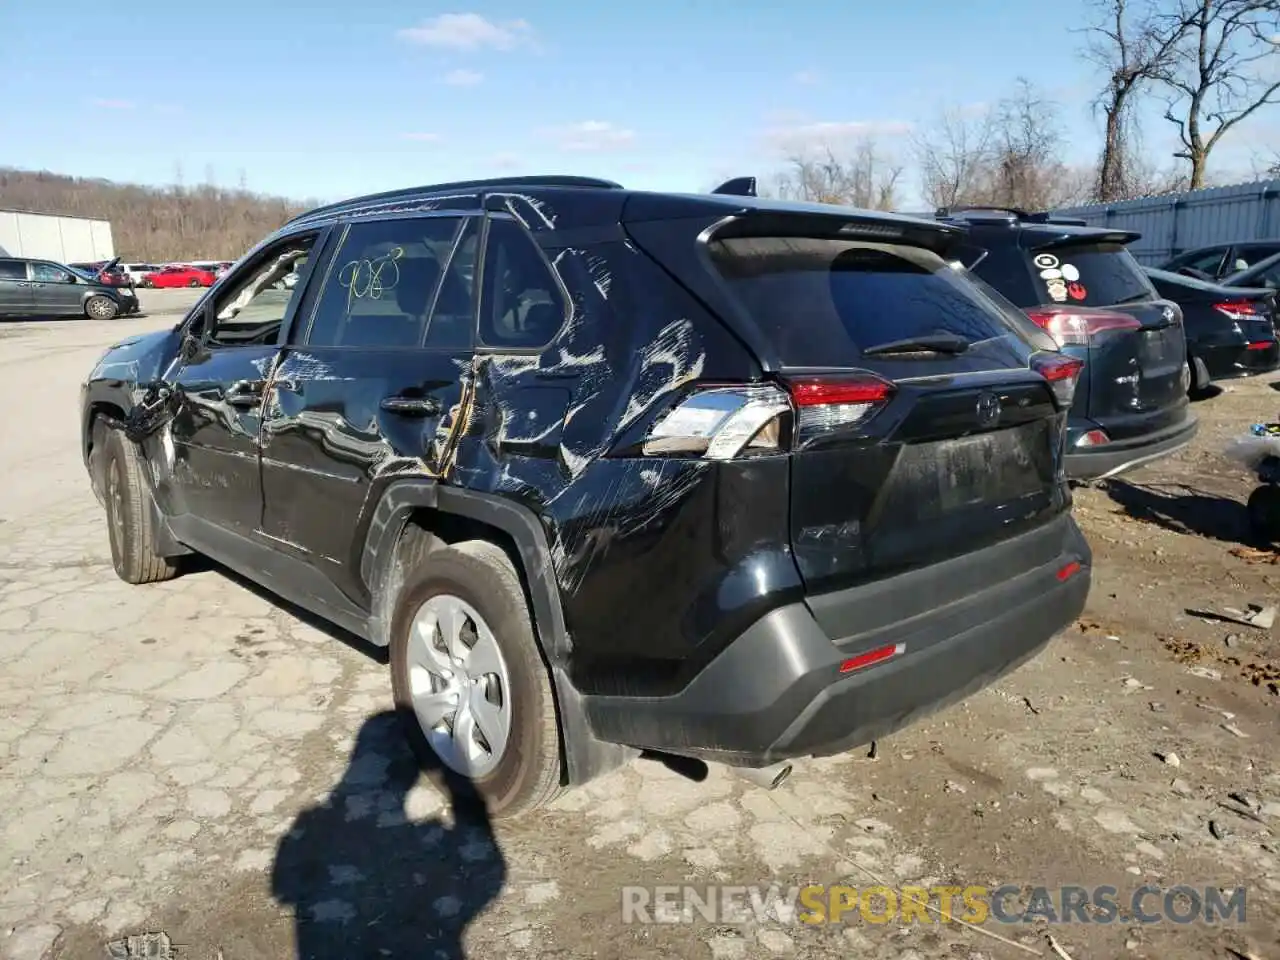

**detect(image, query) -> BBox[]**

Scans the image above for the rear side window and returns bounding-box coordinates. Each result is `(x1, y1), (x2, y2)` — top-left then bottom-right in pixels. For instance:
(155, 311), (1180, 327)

(0, 260), (24, 280)
(477, 218), (566, 350)
(1023, 243), (1153, 307)
(707, 237), (1016, 365)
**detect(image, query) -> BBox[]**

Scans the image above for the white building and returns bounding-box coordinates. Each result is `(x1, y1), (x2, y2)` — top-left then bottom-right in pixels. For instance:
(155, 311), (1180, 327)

(0, 209), (115, 263)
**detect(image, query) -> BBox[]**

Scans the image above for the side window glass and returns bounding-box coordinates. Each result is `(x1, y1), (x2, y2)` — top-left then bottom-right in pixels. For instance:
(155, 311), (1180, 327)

(305, 217), (463, 348)
(478, 218), (566, 349)
(1187, 249), (1226, 274)
(206, 235), (316, 347)
(423, 220), (478, 351)
(0, 261), (25, 280)
(32, 263), (72, 283)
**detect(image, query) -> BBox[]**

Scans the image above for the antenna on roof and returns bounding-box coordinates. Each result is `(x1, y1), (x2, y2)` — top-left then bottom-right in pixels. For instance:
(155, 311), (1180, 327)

(711, 177), (757, 197)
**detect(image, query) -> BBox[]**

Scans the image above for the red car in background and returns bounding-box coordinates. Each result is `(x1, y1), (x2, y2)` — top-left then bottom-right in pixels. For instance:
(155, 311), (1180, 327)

(142, 264), (217, 288)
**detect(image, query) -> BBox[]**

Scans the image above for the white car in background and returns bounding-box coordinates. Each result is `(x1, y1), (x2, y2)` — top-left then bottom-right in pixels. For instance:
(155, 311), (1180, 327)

(121, 263), (161, 284)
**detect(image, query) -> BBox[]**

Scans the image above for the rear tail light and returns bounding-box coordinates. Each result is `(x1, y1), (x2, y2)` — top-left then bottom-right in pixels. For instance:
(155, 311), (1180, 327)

(642, 374), (896, 459)
(1214, 300), (1262, 321)
(1247, 340), (1275, 351)
(1075, 429), (1110, 447)
(1030, 352), (1085, 408)
(643, 385), (791, 459)
(782, 374), (895, 443)
(1025, 307), (1142, 347)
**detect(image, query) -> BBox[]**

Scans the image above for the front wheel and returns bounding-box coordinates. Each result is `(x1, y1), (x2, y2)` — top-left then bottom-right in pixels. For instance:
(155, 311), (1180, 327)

(85, 295), (118, 320)
(187, 277), (201, 288)
(389, 538), (562, 818)
(100, 426), (179, 583)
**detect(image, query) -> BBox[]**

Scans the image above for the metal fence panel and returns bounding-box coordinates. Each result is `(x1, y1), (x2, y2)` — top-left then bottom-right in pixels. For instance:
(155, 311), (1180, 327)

(1054, 180), (1280, 265)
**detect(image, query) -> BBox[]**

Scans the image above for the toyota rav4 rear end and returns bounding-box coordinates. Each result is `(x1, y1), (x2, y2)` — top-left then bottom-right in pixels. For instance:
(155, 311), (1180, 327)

(584, 195), (1092, 769)
(947, 211), (1198, 481)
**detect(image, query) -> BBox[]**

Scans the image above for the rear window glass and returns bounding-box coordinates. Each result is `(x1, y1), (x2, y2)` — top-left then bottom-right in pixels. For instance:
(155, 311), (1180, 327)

(1025, 243), (1153, 308)
(707, 237), (1017, 365)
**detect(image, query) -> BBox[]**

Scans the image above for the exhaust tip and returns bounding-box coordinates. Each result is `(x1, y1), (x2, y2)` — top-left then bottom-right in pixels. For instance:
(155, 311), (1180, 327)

(729, 761), (794, 791)
(769, 764), (793, 790)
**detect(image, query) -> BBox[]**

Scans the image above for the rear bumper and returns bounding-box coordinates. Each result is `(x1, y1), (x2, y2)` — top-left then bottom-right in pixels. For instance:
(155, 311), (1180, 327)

(1065, 412), (1198, 481)
(579, 515), (1091, 766)
(1197, 341), (1280, 380)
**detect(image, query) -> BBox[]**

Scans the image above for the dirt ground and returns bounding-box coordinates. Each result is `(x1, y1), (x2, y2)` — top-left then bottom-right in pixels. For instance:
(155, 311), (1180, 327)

(1, 294), (1278, 960)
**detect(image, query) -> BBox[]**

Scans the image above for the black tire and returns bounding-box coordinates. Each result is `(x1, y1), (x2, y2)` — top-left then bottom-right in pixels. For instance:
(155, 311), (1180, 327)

(188, 277), (201, 288)
(1247, 485), (1280, 543)
(84, 295), (118, 320)
(389, 537), (562, 818)
(101, 426), (179, 584)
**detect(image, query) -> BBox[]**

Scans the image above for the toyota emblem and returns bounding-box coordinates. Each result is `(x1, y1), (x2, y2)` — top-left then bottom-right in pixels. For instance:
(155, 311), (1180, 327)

(976, 392), (1002, 427)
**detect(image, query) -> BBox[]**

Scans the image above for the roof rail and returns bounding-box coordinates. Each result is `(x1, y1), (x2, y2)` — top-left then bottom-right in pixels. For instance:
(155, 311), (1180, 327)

(711, 176), (758, 197)
(286, 175), (625, 225)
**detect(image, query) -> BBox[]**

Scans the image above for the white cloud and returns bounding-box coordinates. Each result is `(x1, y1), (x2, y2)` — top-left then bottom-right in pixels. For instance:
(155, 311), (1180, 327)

(792, 69), (820, 85)
(397, 13), (534, 51)
(90, 98), (134, 110)
(542, 120), (636, 152)
(762, 119), (914, 153)
(400, 132), (443, 143)
(443, 68), (484, 86)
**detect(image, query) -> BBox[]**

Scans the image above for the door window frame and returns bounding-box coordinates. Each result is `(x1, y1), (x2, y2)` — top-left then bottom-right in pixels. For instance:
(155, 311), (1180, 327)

(182, 225), (332, 351)
(472, 212), (572, 356)
(291, 209), (482, 352)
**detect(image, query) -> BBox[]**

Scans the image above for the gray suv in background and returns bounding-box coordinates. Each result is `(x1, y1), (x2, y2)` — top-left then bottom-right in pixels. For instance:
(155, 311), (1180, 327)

(0, 256), (138, 320)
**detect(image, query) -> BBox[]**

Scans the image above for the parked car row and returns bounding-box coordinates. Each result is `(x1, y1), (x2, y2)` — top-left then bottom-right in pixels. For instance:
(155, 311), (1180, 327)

(72, 259), (234, 288)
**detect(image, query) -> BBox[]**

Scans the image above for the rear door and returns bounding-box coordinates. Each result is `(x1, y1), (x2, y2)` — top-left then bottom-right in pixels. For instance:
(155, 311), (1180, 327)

(258, 213), (477, 592)
(699, 231), (1071, 590)
(0, 259), (33, 316)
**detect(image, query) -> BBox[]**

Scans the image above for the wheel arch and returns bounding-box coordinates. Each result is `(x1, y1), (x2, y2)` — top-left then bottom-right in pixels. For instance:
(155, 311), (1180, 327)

(362, 479), (637, 786)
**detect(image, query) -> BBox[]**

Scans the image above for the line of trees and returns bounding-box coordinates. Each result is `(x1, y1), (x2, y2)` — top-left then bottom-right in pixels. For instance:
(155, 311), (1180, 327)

(773, 0), (1280, 210)
(0, 168), (313, 261)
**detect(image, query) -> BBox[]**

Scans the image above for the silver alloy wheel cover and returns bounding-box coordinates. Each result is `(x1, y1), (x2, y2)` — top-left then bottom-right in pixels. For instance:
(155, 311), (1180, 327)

(88, 297), (114, 318)
(406, 593), (513, 779)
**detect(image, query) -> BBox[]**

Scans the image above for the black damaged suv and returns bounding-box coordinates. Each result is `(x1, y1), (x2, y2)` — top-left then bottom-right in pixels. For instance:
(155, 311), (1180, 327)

(81, 176), (1091, 816)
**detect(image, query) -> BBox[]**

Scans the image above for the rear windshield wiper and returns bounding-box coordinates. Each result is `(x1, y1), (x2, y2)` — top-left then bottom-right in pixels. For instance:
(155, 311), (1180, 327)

(862, 333), (971, 356)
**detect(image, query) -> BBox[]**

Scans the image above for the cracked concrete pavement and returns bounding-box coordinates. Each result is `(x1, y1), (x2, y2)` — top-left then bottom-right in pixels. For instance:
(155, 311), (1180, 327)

(1, 291), (1278, 959)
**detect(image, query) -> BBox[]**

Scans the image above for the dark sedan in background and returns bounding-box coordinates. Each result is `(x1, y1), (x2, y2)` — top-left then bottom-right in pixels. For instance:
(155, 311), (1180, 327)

(1144, 267), (1278, 391)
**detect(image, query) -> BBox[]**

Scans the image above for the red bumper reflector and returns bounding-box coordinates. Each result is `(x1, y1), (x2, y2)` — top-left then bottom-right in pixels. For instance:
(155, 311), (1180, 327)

(839, 642), (906, 674)
(1056, 561), (1081, 582)
(1247, 340), (1275, 351)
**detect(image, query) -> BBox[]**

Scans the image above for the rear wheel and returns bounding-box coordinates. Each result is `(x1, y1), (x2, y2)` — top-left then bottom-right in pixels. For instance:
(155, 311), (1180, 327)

(1247, 485), (1280, 543)
(101, 427), (179, 583)
(389, 538), (562, 818)
(85, 295), (118, 320)
(187, 277), (201, 288)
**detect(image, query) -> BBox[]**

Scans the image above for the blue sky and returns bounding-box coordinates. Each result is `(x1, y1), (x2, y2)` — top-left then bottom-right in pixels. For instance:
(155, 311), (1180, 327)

(1, 1), (1276, 206)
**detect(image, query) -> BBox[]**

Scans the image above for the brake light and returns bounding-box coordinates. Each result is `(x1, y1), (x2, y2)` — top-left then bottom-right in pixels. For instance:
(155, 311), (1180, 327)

(1030, 352), (1085, 408)
(1247, 340), (1275, 351)
(1076, 429), (1110, 447)
(783, 374), (896, 442)
(1214, 300), (1261, 321)
(1025, 307), (1142, 347)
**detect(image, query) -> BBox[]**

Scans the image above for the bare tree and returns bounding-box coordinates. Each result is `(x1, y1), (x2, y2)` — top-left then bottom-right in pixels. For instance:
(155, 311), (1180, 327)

(1159, 0), (1280, 188)
(1082, 0), (1192, 200)
(771, 141), (904, 210)
(990, 79), (1088, 210)
(912, 105), (997, 209)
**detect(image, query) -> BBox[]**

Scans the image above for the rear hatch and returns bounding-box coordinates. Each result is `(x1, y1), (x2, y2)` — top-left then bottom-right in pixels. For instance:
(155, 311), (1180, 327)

(1018, 240), (1187, 433)
(626, 211), (1075, 593)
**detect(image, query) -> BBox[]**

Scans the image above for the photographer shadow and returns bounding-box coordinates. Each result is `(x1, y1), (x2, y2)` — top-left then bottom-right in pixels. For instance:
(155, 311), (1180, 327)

(272, 710), (505, 960)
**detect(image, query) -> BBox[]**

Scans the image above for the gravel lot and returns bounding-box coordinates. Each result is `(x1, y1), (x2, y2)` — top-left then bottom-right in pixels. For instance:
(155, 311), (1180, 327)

(1, 289), (1278, 959)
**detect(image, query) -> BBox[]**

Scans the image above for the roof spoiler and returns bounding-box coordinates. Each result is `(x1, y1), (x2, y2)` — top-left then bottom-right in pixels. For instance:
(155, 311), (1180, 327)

(937, 206), (1089, 227)
(711, 177), (757, 197)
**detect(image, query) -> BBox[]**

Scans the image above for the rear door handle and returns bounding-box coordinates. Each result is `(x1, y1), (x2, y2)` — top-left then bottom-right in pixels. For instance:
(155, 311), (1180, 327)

(380, 396), (440, 416)
(226, 380), (266, 408)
